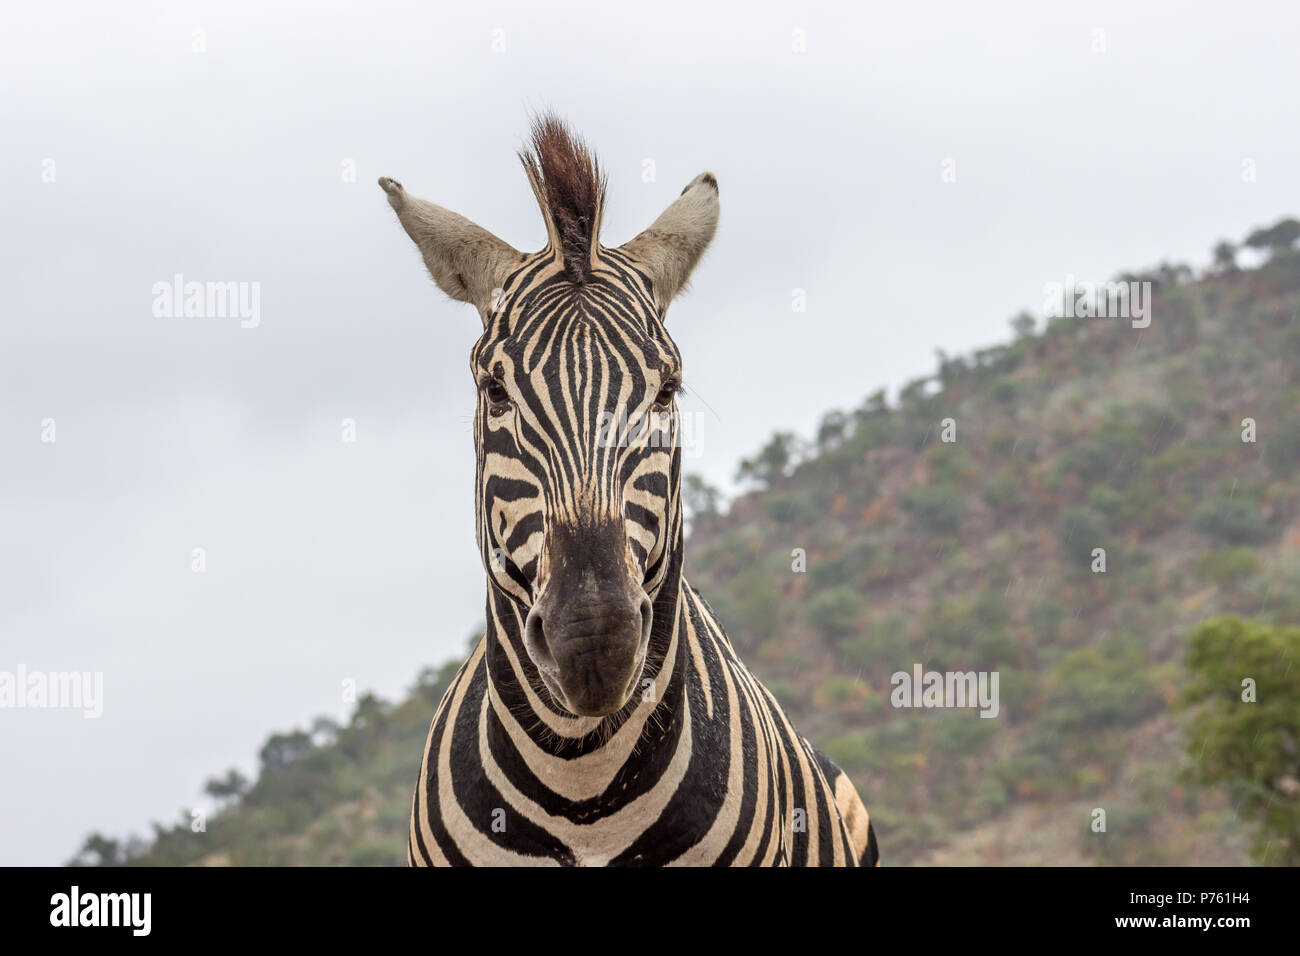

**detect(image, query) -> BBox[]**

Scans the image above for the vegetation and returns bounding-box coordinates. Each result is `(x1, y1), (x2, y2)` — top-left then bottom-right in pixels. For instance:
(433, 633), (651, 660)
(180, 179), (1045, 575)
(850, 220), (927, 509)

(75, 219), (1300, 866)
(1179, 618), (1300, 865)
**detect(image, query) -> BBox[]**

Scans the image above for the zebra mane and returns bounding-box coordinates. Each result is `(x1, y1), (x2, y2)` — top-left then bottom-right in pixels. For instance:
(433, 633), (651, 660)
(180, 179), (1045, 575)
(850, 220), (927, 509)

(520, 115), (606, 285)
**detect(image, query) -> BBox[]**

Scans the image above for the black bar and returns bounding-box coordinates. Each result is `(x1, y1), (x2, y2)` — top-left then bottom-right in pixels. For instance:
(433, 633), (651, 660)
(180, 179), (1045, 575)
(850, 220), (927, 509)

(0, 866), (1281, 942)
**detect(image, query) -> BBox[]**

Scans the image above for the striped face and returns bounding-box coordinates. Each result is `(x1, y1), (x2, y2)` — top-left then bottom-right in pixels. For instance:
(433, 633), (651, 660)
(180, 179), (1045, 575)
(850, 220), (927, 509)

(379, 116), (718, 717)
(473, 256), (683, 716)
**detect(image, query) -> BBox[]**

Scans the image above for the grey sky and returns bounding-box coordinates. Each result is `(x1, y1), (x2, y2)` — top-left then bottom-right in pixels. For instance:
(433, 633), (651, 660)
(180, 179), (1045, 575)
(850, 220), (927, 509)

(2, 0), (1297, 864)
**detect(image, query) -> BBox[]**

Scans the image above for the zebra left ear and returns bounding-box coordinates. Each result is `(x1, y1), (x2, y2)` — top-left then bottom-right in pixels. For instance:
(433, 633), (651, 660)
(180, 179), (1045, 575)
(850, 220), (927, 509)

(378, 176), (524, 323)
(619, 172), (719, 312)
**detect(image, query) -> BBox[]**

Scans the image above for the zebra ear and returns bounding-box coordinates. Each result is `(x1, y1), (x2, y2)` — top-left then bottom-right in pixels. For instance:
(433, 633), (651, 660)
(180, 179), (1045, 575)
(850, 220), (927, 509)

(378, 177), (523, 321)
(619, 172), (719, 311)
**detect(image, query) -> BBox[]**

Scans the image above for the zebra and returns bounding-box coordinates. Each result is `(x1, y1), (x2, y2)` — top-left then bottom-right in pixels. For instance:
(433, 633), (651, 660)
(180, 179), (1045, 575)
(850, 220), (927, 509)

(379, 116), (879, 866)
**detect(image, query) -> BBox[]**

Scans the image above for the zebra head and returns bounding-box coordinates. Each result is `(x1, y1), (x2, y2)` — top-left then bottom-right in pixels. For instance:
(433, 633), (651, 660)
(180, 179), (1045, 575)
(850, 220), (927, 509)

(380, 117), (718, 717)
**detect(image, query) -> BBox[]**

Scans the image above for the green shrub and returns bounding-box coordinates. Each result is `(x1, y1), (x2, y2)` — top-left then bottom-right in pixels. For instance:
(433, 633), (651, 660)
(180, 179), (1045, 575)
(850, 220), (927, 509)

(974, 628), (1020, 667)
(1191, 496), (1267, 545)
(1179, 616), (1300, 864)
(764, 492), (820, 525)
(806, 586), (867, 643)
(810, 537), (877, 591)
(838, 611), (910, 672)
(1264, 416), (1300, 473)
(1087, 484), (1123, 517)
(1057, 418), (1145, 485)
(1029, 600), (1068, 645)
(1133, 403), (1188, 452)
(975, 775), (1009, 815)
(1195, 548), (1261, 588)
(917, 598), (980, 671)
(1159, 287), (1201, 348)
(929, 445), (976, 484)
(931, 714), (998, 755)
(818, 675), (865, 707)
(1044, 641), (1160, 734)
(980, 470), (1022, 518)
(901, 484), (967, 535)
(990, 376), (1020, 404)
(1057, 507), (1108, 564)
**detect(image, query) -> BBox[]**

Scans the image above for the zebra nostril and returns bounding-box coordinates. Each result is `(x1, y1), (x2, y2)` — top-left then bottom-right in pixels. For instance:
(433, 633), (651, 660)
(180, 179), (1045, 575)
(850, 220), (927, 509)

(524, 607), (558, 676)
(638, 595), (654, 653)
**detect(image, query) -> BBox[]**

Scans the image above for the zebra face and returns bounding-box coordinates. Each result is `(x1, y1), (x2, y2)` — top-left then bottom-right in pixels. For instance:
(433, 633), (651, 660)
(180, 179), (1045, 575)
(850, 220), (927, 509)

(380, 116), (718, 717)
(472, 267), (683, 715)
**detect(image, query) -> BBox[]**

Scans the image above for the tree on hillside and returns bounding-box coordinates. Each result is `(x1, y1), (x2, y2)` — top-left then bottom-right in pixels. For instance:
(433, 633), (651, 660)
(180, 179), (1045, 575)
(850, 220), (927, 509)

(815, 410), (849, 450)
(1180, 616), (1300, 865)
(852, 389), (889, 427)
(1010, 311), (1037, 339)
(1156, 261), (1195, 288)
(203, 768), (250, 802)
(310, 716), (341, 746)
(1244, 218), (1300, 259)
(736, 432), (803, 488)
(69, 832), (122, 867)
(1212, 240), (1239, 274)
(935, 349), (969, 388)
(259, 730), (314, 774)
(349, 693), (392, 733)
(682, 472), (723, 523)
(1118, 261), (1193, 293)
(898, 376), (933, 408)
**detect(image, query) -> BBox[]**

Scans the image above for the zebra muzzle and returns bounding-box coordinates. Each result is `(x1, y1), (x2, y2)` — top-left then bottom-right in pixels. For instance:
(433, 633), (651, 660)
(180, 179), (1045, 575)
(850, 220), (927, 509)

(524, 591), (653, 717)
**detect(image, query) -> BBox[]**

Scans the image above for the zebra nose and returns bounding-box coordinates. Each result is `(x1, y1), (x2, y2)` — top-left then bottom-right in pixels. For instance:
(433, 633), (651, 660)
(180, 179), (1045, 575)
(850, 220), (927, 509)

(523, 593), (654, 716)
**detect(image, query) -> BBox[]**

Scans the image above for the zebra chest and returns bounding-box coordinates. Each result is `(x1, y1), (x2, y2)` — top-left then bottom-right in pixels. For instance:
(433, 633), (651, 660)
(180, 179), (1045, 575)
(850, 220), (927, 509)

(446, 724), (715, 866)
(415, 610), (837, 866)
(436, 685), (797, 866)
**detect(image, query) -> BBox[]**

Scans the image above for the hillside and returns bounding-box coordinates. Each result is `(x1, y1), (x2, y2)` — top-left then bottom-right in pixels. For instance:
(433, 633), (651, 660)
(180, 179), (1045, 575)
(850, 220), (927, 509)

(72, 227), (1300, 867)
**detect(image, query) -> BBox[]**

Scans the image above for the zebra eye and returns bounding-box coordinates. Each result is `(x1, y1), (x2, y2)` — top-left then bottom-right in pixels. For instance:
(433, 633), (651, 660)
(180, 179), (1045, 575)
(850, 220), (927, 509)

(484, 379), (510, 411)
(653, 381), (680, 409)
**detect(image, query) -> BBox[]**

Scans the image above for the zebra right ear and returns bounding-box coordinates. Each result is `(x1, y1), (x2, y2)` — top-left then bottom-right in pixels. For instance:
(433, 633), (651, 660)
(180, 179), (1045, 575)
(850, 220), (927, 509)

(618, 172), (719, 312)
(378, 177), (524, 323)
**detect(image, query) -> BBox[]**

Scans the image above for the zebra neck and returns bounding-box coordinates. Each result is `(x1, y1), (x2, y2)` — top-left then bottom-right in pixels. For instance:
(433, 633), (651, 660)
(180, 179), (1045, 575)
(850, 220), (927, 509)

(480, 548), (689, 762)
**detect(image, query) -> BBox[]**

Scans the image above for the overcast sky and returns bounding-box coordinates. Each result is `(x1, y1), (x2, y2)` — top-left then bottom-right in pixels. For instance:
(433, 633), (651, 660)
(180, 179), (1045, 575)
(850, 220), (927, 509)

(2, 0), (1298, 865)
